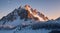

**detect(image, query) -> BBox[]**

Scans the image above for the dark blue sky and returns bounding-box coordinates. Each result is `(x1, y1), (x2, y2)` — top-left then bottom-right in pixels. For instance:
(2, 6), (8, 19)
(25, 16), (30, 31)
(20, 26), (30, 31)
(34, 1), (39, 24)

(0, 0), (60, 19)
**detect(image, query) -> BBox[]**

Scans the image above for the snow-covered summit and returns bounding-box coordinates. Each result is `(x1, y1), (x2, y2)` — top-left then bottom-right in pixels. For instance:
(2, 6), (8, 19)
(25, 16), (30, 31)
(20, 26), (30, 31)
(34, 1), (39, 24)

(0, 5), (48, 22)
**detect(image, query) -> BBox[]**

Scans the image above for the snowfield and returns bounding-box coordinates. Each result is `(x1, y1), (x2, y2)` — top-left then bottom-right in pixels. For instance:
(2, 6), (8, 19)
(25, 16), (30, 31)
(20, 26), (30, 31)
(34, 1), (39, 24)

(0, 29), (51, 33)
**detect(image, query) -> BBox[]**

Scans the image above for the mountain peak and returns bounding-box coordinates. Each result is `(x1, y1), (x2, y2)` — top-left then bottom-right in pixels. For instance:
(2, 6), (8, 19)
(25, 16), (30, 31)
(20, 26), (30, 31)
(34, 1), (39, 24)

(0, 5), (49, 22)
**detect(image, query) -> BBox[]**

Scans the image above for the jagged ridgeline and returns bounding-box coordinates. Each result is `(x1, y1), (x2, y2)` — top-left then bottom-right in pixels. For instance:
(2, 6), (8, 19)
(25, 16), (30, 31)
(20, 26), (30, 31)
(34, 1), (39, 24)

(0, 5), (48, 22)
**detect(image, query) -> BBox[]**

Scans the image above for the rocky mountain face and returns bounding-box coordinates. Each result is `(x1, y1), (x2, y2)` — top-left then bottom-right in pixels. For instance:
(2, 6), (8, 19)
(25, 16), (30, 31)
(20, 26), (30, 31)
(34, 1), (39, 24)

(0, 4), (49, 30)
(0, 5), (48, 23)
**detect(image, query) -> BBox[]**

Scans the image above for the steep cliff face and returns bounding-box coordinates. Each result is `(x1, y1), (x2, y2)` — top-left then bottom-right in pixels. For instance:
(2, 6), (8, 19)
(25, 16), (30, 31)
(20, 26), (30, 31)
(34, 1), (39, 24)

(0, 5), (49, 25)
(24, 4), (48, 21)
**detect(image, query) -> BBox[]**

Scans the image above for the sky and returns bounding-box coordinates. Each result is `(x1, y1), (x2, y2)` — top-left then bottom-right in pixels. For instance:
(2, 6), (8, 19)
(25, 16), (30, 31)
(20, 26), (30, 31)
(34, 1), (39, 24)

(0, 0), (60, 19)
